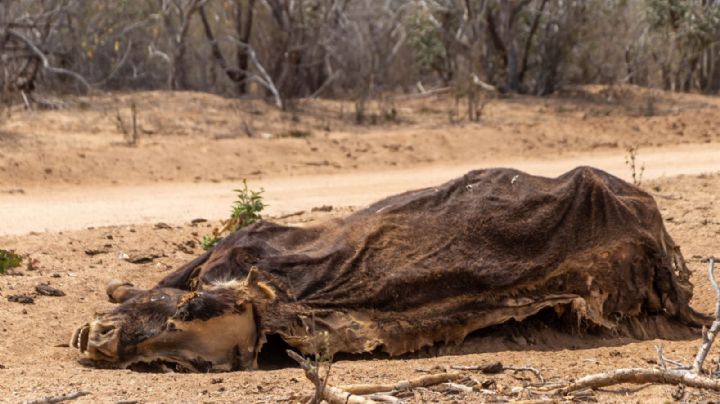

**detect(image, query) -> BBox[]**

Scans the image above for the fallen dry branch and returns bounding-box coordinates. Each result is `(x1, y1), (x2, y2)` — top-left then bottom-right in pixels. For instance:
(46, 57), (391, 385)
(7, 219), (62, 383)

(322, 386), (378, 404)
(506, 366), (546, 383)
(442, 382), (473, 393)
(561, 367), (720, 394)
(338, 372), (464, 395)
(450, 361), (503, 374)
(23, 391), (90, 404)
(450, 362), (544, 382)
(289, 349), (470, 403)
(362, 393), (401, 403)
(561, 257), (719, 396)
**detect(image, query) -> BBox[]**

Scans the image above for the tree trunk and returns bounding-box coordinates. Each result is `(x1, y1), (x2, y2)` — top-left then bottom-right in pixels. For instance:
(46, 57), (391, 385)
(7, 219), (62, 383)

(235, 0), (256, 95)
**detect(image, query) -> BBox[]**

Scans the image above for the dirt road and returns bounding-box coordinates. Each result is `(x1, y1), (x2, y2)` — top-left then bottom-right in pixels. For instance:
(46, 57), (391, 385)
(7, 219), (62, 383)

(2, 143), (719, 236)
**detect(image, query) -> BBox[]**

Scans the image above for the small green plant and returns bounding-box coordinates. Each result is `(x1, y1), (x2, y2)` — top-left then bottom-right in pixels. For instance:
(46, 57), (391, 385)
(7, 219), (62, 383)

(201, 234), (221, 250)
(0, 249), (22, 274)
(202, 180), (265, 250)
(230, 179), (265, 228)
(625, 145), (645, 186)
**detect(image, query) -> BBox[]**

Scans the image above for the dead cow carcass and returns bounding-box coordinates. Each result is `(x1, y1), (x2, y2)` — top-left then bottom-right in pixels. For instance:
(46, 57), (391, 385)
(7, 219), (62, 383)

(72, 167), (704, 372)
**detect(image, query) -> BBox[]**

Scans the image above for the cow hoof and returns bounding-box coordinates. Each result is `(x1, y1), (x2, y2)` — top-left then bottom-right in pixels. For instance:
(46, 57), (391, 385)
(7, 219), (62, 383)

(106, 279), (134, 303)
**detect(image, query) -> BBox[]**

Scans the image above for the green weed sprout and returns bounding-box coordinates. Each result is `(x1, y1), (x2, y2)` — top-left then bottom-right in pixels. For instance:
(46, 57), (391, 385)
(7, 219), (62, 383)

(0, 249), (22, 274)
(202, 180), (265, 250)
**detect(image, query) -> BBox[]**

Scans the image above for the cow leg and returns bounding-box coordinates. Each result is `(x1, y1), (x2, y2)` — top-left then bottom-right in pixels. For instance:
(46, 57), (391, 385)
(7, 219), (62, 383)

(106, 279), (144, 303)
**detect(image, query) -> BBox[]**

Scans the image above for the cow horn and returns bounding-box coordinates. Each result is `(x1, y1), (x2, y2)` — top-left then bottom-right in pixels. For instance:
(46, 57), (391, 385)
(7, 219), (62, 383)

(246, 266), (259, 286)
(245, 266), (276, 301)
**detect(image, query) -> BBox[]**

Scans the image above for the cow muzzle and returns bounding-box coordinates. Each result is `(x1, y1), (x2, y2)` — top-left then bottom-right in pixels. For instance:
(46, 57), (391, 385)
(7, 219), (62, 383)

(71, 320), (121, 361)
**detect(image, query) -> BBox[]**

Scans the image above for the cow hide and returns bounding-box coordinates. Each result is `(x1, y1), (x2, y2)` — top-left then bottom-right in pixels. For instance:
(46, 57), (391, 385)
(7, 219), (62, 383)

(159, 167), (705, 357)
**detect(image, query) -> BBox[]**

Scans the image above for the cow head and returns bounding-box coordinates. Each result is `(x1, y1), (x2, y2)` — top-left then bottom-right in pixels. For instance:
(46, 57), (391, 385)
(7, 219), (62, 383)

(71, 268), (276, 372)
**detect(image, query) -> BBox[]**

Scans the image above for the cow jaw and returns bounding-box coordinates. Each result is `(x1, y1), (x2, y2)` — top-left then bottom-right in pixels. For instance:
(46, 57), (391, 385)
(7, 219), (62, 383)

(71, 317), (122, 361)
(125, 303), (258, 372)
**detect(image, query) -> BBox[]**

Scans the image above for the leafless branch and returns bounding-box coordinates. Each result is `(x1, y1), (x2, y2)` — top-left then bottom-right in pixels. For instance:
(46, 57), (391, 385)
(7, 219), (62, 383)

(338, 372), (464, 395)
(287, 350), (376, 404)
(6, 29), (91, 91)
(23, 391), (90, 404)
(693, 256), (719, 374)
(561, 367), (720, 394)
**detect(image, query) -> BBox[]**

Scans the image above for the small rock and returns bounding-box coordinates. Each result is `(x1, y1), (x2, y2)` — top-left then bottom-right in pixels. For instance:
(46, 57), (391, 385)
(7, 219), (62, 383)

(85, 247), (110, 256)
(210, 378), (223, 384)
(154, 222), (172, 230)
(35, 284), (65, 297)
(191, 218), (208, 225)
(311, 205), (333, 212)
(480, 361), (504, 374)
(8, 294), (34, 304)
(175, 242), (195, 255)
(120, 249), (163, 264)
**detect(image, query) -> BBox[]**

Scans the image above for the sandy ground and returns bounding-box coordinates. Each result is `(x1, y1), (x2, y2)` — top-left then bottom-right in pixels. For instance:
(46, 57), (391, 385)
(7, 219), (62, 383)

(1, 85), (720, 403)
(1, 85), (719, 190)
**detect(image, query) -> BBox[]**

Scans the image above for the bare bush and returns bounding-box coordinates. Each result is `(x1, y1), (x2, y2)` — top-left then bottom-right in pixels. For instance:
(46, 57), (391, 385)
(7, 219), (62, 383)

(1, 0), (719, 108)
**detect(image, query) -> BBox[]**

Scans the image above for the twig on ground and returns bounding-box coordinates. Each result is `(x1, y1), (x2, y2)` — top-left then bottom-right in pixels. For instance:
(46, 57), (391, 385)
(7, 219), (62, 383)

(442, 382), (473, 393)
(656, 344), (690, 370)
(362, 394), (400, 402)
(505, 366), (546, 383)
(450, 362), (544, 382)
(23, 391), (90, 404)
(693, 256), (719, 374)
(287, 350), (376, 404)
(561, 367), (720, 394)
(450, 361), (503, 374)
(338, 372), (464, 395)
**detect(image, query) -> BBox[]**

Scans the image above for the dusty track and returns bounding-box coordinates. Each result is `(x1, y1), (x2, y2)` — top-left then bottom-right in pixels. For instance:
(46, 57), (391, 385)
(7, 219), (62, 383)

(1, 143), (719, 235)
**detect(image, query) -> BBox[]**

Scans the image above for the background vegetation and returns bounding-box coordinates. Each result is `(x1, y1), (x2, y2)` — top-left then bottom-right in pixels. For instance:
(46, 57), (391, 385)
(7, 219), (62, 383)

(2, 0), (720, 109)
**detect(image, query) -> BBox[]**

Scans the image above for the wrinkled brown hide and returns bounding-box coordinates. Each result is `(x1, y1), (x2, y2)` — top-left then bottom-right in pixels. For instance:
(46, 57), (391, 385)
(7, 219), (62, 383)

(154, 166), (704, 358)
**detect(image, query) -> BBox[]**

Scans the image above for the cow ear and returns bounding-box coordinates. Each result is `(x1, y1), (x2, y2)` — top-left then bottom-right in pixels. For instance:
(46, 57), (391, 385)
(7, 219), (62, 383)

(245, 266), (276, 301)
